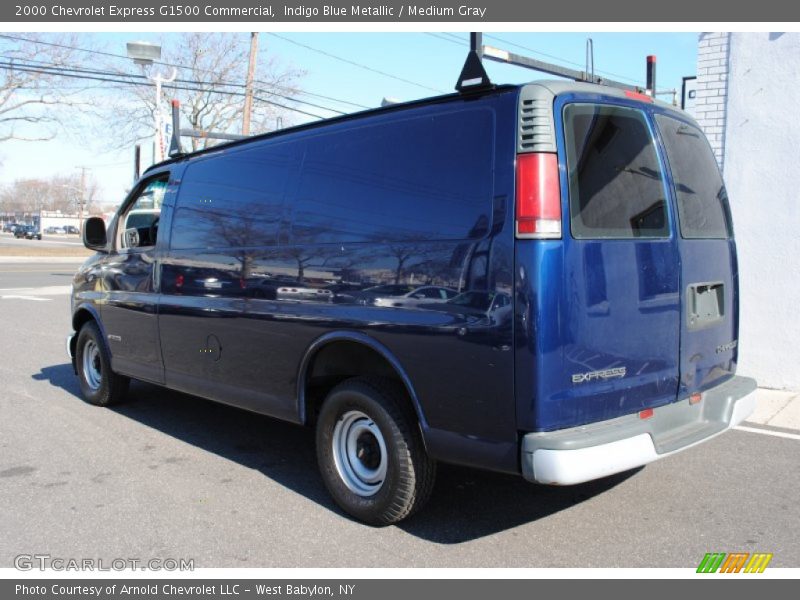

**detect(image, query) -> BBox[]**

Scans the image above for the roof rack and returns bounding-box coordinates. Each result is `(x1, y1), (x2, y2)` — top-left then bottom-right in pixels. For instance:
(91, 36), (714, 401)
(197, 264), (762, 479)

(456, 32), (651, 95)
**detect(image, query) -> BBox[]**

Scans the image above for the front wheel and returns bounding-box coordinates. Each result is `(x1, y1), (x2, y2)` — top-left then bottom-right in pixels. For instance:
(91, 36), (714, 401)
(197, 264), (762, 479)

(75, 321), (130, 406)
(316, 377), (436, 525)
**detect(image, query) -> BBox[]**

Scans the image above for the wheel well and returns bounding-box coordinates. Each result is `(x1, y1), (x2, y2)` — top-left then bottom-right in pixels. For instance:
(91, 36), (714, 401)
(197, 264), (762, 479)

(72, 308), (96, 333)
(302, 340), (416, 426)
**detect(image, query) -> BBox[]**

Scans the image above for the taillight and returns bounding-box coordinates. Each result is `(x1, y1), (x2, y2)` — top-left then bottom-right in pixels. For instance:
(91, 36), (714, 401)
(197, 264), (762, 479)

(175, 274), (184, 288)
(515, 152), (561, 239)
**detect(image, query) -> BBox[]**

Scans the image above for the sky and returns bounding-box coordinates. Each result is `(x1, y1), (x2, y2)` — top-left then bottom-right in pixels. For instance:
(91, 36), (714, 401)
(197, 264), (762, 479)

(0, 31), (699, 209)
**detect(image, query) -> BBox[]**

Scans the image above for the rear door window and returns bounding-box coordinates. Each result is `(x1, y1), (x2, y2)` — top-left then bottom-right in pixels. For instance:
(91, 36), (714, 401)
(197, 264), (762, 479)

(564, 103), (668, 239)
(655, 115), (732, 239)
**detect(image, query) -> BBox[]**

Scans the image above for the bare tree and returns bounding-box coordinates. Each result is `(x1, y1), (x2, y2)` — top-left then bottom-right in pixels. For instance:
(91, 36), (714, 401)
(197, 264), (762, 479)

(110, 33), (305, 152)
(0, 33), (90, 142)
(0, 172), (99, 215)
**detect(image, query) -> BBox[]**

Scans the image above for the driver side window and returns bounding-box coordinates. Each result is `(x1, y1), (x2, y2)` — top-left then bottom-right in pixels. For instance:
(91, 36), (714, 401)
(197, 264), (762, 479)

(117, 175), (168, 250)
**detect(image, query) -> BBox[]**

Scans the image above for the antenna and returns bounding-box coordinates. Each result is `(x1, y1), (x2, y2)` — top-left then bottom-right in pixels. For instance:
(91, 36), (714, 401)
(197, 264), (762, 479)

(585, 38), (595, 82)
(455, 32), (492, 93)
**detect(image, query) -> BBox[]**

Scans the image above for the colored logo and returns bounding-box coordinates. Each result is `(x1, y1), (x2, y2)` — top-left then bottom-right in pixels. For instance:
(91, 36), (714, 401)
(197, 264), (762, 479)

(697, 552), (773, 573)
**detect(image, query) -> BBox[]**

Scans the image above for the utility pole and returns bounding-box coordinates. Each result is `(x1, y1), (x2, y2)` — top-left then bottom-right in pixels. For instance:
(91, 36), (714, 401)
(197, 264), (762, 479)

(242, 32), (259, 136)
(78, 167), (86, 233)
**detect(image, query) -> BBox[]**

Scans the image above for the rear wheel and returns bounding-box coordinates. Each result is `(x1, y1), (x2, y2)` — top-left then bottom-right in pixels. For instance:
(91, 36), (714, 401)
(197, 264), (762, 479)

(76, 321), (129, 406)
(316, 377), (436, 525)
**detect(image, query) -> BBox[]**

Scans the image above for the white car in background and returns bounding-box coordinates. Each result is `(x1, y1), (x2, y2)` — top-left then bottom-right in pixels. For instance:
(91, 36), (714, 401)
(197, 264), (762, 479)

(364, 285), (459, 308)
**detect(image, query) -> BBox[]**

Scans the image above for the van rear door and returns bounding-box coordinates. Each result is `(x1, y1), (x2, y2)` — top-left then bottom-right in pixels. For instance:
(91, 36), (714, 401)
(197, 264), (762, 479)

(655, 114), (737, 397)
(533, 99), (682, 431)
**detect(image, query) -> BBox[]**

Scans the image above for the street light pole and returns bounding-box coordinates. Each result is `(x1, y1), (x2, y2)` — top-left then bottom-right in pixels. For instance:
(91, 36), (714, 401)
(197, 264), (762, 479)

(126, 41), (177, 164)
(150, 67), (177, 163)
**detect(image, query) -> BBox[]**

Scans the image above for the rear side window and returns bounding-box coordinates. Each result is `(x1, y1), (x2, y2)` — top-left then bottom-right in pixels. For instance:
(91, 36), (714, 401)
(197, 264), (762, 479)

(656, 115), (732, 239)
(291, 109), (495, 244)
(564, 104), (668, 239)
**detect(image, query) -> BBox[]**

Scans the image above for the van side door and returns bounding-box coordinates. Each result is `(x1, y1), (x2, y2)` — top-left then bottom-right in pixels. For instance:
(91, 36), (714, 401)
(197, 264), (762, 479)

(158, 142), (297, 420)
(99, 173), (171, 384)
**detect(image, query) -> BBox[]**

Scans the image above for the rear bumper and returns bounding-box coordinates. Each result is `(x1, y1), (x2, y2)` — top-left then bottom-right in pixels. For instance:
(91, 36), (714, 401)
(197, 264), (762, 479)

(521, 376), (757, 485)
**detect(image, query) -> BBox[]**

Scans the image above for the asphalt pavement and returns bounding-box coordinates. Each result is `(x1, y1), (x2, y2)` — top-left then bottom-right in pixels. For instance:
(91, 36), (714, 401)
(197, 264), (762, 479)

(0, 232), (84, 248)
(1, 261), (798, 568)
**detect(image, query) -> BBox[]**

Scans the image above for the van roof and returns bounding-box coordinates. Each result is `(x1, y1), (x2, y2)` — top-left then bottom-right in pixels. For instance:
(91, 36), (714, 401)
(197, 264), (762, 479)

(145, 79), (692, 174)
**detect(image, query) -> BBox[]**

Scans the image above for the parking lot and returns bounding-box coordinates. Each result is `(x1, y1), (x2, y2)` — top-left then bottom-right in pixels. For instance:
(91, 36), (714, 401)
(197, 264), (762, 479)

(1, 258), (799, 568)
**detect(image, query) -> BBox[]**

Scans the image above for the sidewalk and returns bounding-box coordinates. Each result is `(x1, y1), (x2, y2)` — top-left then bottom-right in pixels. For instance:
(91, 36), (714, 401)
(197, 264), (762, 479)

(748, 388), (800, 431)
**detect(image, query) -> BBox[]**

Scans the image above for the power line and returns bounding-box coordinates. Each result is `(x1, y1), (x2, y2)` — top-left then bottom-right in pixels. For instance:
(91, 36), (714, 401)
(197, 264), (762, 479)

(1, 55), (348, 116)
(0, 62), (329, 120)
(0, 33), (370, 112)
(423, 33), (465, 47)
(266, 33), (446, 94)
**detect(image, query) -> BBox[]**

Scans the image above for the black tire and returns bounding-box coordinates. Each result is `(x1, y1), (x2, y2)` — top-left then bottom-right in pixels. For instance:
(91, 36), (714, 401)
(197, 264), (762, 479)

(316, 377), (436, 525)
(75, 321), (130, 406)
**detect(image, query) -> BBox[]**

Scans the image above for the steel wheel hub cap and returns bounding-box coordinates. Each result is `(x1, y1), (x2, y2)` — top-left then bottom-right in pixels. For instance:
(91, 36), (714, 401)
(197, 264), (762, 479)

(82, 340), (102, 391)
(332, 410), (387, 497)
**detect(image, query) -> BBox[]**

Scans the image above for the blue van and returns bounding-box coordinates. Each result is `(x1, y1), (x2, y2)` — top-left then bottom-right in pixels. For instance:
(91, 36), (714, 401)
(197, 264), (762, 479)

(68, 80), (756, 524)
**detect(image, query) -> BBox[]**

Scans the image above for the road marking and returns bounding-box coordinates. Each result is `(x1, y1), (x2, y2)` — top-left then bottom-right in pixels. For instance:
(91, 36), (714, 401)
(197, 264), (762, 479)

(0, 285), (71, 296)
(735, 425), (800, 441)
(0, 295), (51, 301)
(0, 269), (76, 272)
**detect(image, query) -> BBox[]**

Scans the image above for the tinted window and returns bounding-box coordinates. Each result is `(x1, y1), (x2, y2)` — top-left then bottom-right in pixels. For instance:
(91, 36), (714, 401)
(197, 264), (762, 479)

(291, 109), (494, 244)
(565, 104), (668, 239)
(119, 176), (168, 249)
(171, 143), (295, 250)
(656, 115), (732, 239)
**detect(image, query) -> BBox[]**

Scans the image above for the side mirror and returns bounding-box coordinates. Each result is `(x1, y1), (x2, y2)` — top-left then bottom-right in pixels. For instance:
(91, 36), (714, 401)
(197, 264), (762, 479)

(83, 217), (108, 252)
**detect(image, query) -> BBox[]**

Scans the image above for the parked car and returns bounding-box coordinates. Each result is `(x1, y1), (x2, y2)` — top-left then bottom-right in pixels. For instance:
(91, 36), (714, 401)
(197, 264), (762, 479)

(3, 223), (18, 233)
(64, 225), (80, 235)
(67, 76), (756, 525)
(360, 284), (458, 308)
(326, 282), (368, 304)
(15, 225), (40, 240)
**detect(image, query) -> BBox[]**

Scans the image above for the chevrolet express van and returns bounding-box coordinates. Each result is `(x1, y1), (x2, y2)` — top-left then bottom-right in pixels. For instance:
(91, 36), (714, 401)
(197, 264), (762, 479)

(68, 80), (756, 525)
